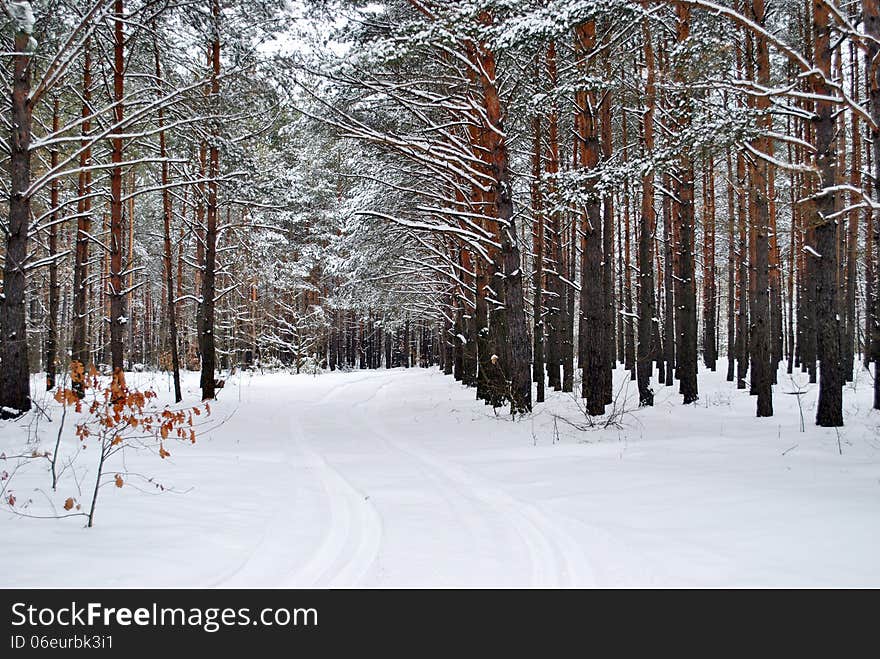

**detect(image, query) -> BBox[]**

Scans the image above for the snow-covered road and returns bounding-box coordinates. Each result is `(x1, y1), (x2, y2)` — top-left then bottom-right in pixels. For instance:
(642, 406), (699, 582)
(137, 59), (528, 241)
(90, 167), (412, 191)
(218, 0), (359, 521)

(4, 367), (880, 587)
(219, 370), (592, 587)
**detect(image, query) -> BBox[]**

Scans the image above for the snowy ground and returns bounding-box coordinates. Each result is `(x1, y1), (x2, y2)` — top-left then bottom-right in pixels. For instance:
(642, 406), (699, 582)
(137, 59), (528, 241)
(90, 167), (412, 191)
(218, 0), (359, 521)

(2, 364), (880, 588)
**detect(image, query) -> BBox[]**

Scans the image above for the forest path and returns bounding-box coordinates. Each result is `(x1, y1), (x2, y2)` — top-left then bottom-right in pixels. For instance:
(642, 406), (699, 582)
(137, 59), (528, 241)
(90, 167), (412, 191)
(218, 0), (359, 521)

(253, 366), (880, 588)
(288, 369), (597, 587)
(7, 366), (880, 587)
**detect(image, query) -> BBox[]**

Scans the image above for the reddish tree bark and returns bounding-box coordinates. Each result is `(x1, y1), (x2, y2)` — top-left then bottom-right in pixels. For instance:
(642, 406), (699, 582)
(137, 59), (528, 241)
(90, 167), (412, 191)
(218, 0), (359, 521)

(154, 28), (182, 402)
(108, 0), (126, 374)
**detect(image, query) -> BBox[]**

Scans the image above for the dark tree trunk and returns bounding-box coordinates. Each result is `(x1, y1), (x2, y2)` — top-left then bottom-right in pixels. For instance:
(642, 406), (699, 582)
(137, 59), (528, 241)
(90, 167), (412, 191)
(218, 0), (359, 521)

(46, 97), (61, 390)
(624, 120), (636, 380)
(702, 157), (717, 371)
(866, 0), (880, 408)
(574, 21), (607, 417)
(637, 11), (657, 407)
(561, 130), (577, 395)
(562, 214), (575, 394)
(663, 174), (675, 387)
(726, 151), (736, 381)
(386, 329), (393, 370)
(530, 83), (545, 403)
(544, 41), (562, 393)
(802, 224), (818, 383)
(748, 0), (773, 416)
(674, 5), (698, 405)
(109, 0), (126, 374)
(676, 159), (698, 404)
(842, 45), (859, 382)
(736, 153), (750, 389)
(469, 39), (532, 414)
(486, 253), (510, 408)
(200, 0), (221, 400)
(475, 252), (492, 401)
(787, 162), (797, 375)
(71, 39), (92, 397)
(812, 0), (843, 426)
(769, 163), (782, 383)
(0, 28), (33, 418)
(453, 304), (464, 381)
(359, 321), (367, 370)
(601, 55), (615, 405)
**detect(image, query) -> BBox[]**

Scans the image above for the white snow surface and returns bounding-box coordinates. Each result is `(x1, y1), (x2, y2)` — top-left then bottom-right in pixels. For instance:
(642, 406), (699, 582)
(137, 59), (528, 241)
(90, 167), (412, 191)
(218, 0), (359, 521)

(2, 365), (880, 588)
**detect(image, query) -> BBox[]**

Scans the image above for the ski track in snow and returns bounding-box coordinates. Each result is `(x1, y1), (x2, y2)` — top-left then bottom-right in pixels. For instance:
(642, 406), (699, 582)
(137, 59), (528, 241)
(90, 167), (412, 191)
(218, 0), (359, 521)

(302, 372), (516, 586)
(287, 410), (383, 587)
(365, 412), (595, 587)
(211, 396), (307, 587)
(217, 375), (385, 588)
(7, 366), (880, 587)
(293, 371), (597, 587)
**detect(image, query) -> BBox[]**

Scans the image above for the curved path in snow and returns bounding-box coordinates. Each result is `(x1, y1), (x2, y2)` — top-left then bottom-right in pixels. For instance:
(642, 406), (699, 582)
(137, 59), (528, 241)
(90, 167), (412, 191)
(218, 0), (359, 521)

(7, 366), (880, 588)
(276, 370), (599, 587)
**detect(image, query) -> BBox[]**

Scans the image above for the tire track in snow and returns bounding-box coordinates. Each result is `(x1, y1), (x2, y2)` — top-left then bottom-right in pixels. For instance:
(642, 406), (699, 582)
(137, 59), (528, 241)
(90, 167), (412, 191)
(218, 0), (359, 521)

(287, 378), (384, 587)
(536, 508), (666, 586)
(235, 371), (593, 587)
(312, 371), (394, 407)
(340, 416), (518, 585)
(217, 374), (386, 587)
(211, 412), (306, 587)
(305, 372), (524, 586)
(364, 412), (596, 587)
(315, 372), (595, 586)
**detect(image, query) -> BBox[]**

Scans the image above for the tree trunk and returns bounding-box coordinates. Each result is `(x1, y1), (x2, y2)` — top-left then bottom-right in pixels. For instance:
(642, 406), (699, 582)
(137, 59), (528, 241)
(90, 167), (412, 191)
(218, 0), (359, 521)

(726, 150), (736, 381)
(71, 39), (92, 396)
(574, 20), (607, 417)
(663, 173), (675, 387)
(199, 0), (221, 400)
(844, 43), (860, 382)
(862, 0), (880, 408)
(544, 41), (563, 392)
(812, 0), (843, 426)
(109, 0), (126, 374)
(702, 157), (717, 371)
(470, 35), (532, 414)
(155, 29), (182, 403)
(563, 209), (576, 393)
(530, 76), (545, 403)
(748, 0), (773, 416)
(736, 152), (750, 389)
(45, 97), (60, 390)
(637, 9), (657, 407)
(0, 27), (34, 418)
(623, 113), (636, 379)
(674, 4), (698, 404)
(601, 55), (615, 404)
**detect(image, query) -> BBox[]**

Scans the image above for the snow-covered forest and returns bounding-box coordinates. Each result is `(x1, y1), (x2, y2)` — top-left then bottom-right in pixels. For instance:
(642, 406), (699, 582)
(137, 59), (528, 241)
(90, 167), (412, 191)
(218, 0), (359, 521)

(2, 0), (880, 587)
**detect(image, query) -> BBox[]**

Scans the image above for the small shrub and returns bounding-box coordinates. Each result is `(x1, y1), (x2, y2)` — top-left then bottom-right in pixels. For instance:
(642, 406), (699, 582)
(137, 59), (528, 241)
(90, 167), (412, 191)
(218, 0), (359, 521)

(45, 364), (211, 527)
